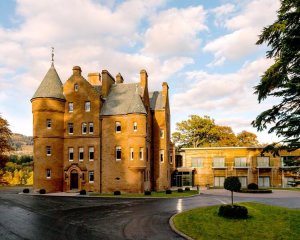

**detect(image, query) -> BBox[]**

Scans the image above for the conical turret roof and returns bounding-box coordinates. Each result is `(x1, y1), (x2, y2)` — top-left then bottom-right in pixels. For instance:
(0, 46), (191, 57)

(31, 63), (65, 101)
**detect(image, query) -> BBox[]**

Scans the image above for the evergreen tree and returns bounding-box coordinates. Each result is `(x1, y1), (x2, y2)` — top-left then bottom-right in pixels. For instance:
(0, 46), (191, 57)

(252, 0), (300, 154)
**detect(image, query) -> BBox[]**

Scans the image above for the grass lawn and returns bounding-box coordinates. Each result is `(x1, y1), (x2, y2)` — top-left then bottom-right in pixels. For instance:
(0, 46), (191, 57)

(173, 202), (300, 240)
(88, 190), (198, 198)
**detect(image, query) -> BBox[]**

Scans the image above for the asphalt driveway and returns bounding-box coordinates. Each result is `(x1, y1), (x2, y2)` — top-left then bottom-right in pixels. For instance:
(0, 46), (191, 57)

(0, 187), (299, 240)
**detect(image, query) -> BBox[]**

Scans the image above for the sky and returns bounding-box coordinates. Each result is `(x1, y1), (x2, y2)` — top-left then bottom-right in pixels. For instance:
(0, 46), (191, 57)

(0, 0), (281, 144)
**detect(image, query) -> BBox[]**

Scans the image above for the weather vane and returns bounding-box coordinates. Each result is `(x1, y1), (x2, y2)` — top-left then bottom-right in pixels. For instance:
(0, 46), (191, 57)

(51, 47), (54, 64)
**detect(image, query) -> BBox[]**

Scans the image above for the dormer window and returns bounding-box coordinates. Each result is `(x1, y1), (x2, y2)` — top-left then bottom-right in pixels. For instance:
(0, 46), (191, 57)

(115, 122), (121, 133)
(74, 84), (79, 92)
(133, 122), (137, 131)
(85, 101), (91, 112)
(68, 102), (73, 112)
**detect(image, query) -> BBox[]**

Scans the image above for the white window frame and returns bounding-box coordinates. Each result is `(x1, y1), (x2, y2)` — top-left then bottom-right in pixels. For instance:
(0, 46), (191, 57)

(214, 176), (225, 187)
(116, 146), (121, 161)
(69, 147), (74, 161)
(235, 157), (247, 167)
(68, 102), (74, 113)
(139, 148), (143, 160)
(74, 84), (79, 92)
(238, 176), (248, 188)
(89, 147), (94, 161)
(191, 157), (204, 168)
(79, 147), (84, 161)
(46, 169), (51, 179)
(160, 128), (164, 138)
(257, 157), (270, 167)
(82, 123), (87, 134)
(89, 171), (94, 183)
(115, 121), (121, 133)
(89, 122), (94, 134)
(46, 119), (52, 129)
(213, 157), (225, 167)
(160, 150), (164, 163)
(130, 147), (134, 160)
(68, 123), (74, 135)
(85, 101), (91, 112)
(258, 176), (270, 187)
(133, 122), (137, 132)
(46, 146), (51, 156)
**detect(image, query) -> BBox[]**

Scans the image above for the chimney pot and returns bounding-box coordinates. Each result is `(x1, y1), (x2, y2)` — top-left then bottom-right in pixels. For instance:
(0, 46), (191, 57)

(72, 66), (82, 75)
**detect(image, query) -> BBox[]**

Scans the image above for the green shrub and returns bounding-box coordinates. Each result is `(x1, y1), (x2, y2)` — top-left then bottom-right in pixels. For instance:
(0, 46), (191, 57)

(240, 189), (272, 193)
(178, 188), (183, 193)
(80, 190), (86, 195)
(144, 191), (151, 195)
(39, 189), (46, 194)
(23, 188), (29, 193)
(114, 190), (121, 195)
(218, 204), (248, 219)
(185, 187), (190, 191)
(224, 176), (241, 206)
(166, 189), (172, 194)
(248, 183), (259, 190)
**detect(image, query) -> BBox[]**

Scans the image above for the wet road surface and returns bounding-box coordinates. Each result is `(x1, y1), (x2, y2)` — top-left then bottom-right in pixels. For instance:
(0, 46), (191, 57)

(1, 187), (299, 240)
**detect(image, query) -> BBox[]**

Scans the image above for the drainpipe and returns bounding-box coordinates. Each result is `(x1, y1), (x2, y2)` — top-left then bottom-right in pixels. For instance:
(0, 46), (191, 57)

(100, 118), (103, 193)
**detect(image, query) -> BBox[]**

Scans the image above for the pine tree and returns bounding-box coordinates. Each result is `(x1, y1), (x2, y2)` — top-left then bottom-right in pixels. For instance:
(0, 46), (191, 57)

(252, 0), (300, 154)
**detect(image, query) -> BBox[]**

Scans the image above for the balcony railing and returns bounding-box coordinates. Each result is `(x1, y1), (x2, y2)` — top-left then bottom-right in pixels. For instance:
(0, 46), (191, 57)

(234, 163), (250, 168)
(212, 163), (227, 169)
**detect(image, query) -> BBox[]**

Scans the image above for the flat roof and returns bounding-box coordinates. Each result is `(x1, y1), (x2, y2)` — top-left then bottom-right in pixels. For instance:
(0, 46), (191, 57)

(181, 146), (263, 150)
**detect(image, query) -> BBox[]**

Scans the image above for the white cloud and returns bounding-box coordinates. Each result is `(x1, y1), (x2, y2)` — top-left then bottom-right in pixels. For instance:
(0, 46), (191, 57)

(172, 57), (274, 115)
(211, 3), (235, 27)
(142, 6), (207, 57)
(205, 0), (280, 66)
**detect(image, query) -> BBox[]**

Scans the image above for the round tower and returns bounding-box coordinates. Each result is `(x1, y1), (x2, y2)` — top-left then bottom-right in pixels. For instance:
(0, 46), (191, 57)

(31, 63), (65, 193)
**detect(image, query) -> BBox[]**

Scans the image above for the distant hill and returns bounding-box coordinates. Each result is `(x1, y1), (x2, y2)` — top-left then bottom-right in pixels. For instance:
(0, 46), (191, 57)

(9, 133), (33, 151)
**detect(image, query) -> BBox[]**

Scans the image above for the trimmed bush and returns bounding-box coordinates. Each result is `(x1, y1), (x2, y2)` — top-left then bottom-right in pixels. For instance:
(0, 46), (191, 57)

(114, 190), (121, 195)
(185, 187), (190, 191)
(144, 191), (151, 195)
(218, 204), (248, 219)
(166, 189), (172, 194)
(177, 188), (183, 193)
(23, 188), (30, 193)
(248, 183), (259, 190)
(240, 189), (272, 193)
(39, 189), (46, 194)
(80, 190), (86, 195)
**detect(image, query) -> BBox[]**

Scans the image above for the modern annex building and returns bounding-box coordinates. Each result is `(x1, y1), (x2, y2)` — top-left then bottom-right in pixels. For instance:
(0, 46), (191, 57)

(173, 147), (300, 188)
(31, 63), (174, 193)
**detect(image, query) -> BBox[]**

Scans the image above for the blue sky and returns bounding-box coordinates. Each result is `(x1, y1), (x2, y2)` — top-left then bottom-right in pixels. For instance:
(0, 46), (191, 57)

(0, 0), (281, 143)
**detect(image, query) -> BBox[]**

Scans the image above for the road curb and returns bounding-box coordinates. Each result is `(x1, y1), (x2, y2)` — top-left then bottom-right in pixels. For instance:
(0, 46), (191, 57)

(169, 212), (194, 240)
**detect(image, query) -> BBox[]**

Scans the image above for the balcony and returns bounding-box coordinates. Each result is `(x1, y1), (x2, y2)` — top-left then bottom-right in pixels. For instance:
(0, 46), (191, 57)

(233, 163), (250, 169)
(212, 163), (227, 169)
(256, 164), (273, 169)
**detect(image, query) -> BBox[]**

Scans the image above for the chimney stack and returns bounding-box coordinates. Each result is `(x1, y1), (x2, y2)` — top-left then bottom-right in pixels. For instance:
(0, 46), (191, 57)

(88, 72), (101, 85)
(102, 70), (115, 97)
(115, 73), (124, 84)
(72, 66), (82, 76)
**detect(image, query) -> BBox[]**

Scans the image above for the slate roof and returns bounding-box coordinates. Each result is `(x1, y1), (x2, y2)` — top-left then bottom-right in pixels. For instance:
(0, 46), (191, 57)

(31, 63), (65, 100)
(149, 91), (164, 110)
(101, 83), (147, 116)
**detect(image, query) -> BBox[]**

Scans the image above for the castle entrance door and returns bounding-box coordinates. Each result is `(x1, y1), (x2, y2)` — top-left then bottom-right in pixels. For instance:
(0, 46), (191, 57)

(70, 170), (78, 190)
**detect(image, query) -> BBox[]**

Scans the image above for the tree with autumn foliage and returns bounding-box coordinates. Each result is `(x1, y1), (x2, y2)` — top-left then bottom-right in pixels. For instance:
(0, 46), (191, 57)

(0, 115), (12, 164)
(172, 115), (259, 148)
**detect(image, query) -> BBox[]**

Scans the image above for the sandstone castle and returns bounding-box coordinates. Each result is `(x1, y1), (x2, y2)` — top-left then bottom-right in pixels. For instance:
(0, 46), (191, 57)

(31, 62), (174, 193)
